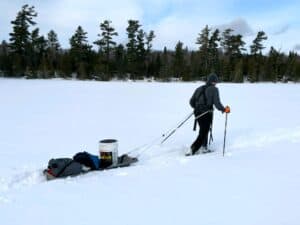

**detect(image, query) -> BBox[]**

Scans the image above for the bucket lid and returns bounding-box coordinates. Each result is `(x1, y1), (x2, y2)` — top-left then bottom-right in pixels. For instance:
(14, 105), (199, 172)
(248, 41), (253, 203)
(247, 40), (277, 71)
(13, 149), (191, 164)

(99, 139), (118, 143)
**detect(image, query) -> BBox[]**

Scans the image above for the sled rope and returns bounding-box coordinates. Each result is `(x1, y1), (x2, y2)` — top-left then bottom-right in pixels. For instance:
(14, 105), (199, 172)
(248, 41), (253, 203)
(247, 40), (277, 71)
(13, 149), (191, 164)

(125, 112), (193, 157)
(126, 110), (212, 158)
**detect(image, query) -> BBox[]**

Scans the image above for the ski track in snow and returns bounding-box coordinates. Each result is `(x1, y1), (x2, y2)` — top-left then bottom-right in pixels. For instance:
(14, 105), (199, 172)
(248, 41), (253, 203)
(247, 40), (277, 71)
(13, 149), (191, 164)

(1, 80), (300, 225)
(1, 125), (299, 202)
(1, 125), (299, 203)
(0, 145), (203, 202)
(0, 168), (46, 203)
(229, 126), (300, 152)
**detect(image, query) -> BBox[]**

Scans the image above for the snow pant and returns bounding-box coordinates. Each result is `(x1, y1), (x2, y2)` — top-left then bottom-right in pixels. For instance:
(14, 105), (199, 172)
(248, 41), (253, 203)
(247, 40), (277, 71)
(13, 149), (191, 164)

(191, 112), (213, 154)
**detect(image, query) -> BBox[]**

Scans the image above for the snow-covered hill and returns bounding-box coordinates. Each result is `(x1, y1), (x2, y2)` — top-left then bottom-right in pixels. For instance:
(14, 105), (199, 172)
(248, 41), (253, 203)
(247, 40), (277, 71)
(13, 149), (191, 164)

(0, 78), (300, 225)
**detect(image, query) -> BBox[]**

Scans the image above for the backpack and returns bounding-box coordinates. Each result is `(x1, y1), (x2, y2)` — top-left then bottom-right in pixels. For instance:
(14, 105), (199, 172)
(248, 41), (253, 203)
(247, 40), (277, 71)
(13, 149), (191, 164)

(73, 151), (100, 170)
(193, 85), (211, 115)
(44, 158), (83, 180)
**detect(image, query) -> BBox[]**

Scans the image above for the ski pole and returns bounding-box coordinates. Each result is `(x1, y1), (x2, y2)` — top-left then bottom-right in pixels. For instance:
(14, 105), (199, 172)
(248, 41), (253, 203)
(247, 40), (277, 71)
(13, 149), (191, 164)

(209, 111), (214, 146)
(160, 112), (194, 144)
(194, 110), (212, 120)
(222, 113), (228, 157)
(126, 112), (194, 156)
(161, 110), (212, 144)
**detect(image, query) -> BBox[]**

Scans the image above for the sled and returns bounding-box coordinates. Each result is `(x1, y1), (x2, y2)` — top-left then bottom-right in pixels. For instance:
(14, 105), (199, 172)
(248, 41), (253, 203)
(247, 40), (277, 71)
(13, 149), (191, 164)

(43, 154), (138, 181)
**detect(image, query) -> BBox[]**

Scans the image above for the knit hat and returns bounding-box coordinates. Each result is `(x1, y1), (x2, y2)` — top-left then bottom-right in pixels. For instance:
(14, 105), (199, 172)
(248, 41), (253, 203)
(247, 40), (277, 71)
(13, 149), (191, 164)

(207, 73), (219, 84)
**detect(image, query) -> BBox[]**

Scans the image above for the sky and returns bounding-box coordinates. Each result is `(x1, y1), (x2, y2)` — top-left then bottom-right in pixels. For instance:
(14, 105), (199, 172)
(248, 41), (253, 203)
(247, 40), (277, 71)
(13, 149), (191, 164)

(1, 0), (300, 53)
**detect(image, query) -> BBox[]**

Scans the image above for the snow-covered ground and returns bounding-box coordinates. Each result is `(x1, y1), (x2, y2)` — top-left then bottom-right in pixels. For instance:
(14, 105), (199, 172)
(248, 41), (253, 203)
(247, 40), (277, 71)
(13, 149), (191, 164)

(0, 78), (300, 225)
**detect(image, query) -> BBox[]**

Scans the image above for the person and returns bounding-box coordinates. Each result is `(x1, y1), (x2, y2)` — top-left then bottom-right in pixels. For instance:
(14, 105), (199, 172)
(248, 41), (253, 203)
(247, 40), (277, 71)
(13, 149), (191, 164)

(186, 73), (230, 155)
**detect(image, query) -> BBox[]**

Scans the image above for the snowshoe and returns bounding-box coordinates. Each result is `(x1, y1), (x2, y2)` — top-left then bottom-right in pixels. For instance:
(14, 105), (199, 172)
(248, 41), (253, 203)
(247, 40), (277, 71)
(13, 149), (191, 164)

(185, 147), (214, 156)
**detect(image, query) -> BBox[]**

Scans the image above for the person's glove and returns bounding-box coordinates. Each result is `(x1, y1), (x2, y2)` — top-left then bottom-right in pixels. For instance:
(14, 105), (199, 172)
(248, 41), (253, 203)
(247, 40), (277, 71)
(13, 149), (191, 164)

(224, 106), (230, 113)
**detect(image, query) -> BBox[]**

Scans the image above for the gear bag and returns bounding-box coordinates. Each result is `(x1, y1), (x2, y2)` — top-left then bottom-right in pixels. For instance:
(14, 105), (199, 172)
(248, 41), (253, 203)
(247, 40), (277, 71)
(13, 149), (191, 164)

(45, 158), (83, 180)
(73, 151), (100, 170)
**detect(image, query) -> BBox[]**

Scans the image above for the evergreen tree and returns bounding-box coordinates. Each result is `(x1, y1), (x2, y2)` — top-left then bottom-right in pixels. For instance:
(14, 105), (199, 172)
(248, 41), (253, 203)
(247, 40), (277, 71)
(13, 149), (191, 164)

(190, 50), (201, 80)
(221, 28), (234, 56)
(249, 31), (268, 81)
(9, 4), (37, 76)
(230, 34), (245, 57)
(113, 44), (125, 78)
(208, 29), (221, 74)
(172, 41), (185, 78)
(126, 20), (141, 78)
(0, 40), (12, 76)
(220, 28), (234, 81)
(159, 47), (171, 80)
(250, 31), (268, 55)
(145, 30), (155, 76)
(196, 25), (210, 75)
(233, 59), (244, 82)
(264, 47), (283, 82)
(145, 31), (155, 54)
(94, 20), (118, 76)
(285, 51), (297, 81)
(220, 29), (245, 81)
(29, 28), (47, 77)
(59, 50), (73, 78)
(69, 26), (92, 79)
(295, 57), (300, 81)
(46, 30), (61, 77)
(153, 53), (162, 78)
(136, 29), (148, 76)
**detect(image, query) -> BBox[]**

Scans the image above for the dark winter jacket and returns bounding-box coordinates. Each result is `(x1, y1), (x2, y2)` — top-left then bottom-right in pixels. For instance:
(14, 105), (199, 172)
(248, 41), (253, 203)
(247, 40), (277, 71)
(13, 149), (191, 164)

(190, 84), (225, 115)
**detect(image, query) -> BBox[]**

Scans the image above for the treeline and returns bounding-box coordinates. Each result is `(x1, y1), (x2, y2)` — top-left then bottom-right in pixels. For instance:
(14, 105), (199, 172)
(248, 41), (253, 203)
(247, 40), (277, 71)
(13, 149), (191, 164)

(1, 4), (300, 82)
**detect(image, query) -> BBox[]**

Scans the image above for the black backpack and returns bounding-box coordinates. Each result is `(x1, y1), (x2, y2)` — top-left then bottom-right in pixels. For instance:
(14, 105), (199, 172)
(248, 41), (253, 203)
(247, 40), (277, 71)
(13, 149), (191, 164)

(44, 158), (83, 180)
(193, 85), (211, 115)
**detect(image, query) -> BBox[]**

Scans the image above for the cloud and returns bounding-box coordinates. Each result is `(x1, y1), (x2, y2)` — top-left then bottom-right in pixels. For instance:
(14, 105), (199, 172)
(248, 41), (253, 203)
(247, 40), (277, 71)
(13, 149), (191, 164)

(273, 24), (290, 35)
(214, 18), (254, 36)
(0, 0), (143, 48)
(294, 44), (300, 51)
(37, 0), (143, 47)
(1, 0), (300, 53)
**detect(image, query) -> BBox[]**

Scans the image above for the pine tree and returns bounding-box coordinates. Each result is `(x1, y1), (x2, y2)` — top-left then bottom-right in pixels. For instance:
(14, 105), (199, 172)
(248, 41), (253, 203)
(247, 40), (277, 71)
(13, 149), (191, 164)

(208, 29), (221, 74)
(126, 20), (141, 78)
(295, 58), (300, 81)
(145, 30), (155, 76)
(46, 30), (61, 77)
(221, 28), (234, 56)
(172, 41), (185, 79)
(0, 40), (12, 76)
(136, 29), (146, 76)
(69, 26), (92, 79)
(29, 28), (47, 77)
(220, 29), (233, 81)
(264, 47), (283, 82)
(230, 34), (245, 57)
(9, 4), (37, 76)
(114, 44), (126, 79)
(233, 59), (244, 82)
(159, 47), (170, 81)
(153, 53), (162, 78)
(94, 20), (118, 76)
(250, 31), (268, 55)
(285, 51), (297, 81)
(249, 31), (268, 81)
(190, 50), (201, 80)
(220, 29), (246, 81)
(145, 31), (155, 54)
(196, 25), (210, 75)
(59, 51), (72, 78)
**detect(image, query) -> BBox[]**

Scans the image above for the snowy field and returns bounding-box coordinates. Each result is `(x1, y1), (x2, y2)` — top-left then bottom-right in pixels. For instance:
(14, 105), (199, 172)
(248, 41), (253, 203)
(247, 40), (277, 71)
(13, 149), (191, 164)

(0, 78), (300, 225)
